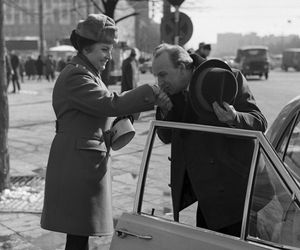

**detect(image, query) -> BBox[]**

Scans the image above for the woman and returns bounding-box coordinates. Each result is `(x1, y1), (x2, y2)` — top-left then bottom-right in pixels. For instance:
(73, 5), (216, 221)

(41, 14), (171, 250)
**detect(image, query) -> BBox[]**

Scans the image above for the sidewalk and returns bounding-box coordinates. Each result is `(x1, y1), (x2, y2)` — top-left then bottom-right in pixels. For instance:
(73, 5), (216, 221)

(0, 78), (156, 249)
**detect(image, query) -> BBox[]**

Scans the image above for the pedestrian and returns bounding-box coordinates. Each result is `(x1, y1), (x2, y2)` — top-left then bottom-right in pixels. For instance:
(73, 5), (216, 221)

(4, 48), (13, 89)
(25, 56), (37, 80)
(35, 55), (44, 81)
(56, 57), (67, 72)
(195, 42), (211, 59)
(10, 50), (21, 93)
(121, 48), (139, 92)
(152, 43), (268, 237)
(44, 54), (56, 82)
(19, 56), (25, 83)
(40, 14), (172, 250)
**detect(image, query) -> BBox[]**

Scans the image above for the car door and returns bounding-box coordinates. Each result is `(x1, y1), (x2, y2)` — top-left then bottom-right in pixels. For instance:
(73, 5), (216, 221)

(110, 121), (300, 250)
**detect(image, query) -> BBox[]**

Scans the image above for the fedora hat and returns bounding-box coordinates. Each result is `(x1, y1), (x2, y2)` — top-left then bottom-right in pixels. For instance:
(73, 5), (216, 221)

(189, 59), (238, 114)
(110, 117), (135, 151)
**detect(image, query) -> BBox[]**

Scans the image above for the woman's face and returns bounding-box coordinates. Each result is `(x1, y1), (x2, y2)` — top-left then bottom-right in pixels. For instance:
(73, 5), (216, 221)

(84, 43), (114, 71)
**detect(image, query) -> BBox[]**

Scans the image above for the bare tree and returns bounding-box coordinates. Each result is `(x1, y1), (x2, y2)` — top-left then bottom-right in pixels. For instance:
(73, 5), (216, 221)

(0, 0), (10, 191)
(90, 0), (138, 23)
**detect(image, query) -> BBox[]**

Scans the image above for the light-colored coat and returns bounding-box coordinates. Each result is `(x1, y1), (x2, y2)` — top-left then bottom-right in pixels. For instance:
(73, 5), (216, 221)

(41, 54), (156, 236)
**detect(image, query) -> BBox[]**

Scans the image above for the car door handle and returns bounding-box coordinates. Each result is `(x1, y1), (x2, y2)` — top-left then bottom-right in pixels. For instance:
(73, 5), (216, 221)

(115, 228), (153, 240)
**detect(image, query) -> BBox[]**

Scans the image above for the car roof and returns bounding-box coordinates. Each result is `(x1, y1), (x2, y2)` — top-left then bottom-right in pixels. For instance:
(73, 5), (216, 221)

(284, 48), (300, 52)
(266, 95), (300, 143)
(238, 45), (269, 51)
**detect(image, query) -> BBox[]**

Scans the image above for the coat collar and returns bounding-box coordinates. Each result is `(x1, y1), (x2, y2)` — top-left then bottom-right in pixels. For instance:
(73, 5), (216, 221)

(70, 53), (101, 78)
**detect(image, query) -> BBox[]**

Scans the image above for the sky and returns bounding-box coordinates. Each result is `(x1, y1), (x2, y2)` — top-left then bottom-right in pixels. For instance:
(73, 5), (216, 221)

(153, 0), (300, 49)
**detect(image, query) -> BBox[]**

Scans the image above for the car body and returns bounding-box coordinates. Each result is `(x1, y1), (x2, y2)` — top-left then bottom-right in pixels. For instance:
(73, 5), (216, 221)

(234, 46), (270, 80)
(281, 48), (300, 72)
(269, 54), (282, 70)
(109, 96), (300, 250)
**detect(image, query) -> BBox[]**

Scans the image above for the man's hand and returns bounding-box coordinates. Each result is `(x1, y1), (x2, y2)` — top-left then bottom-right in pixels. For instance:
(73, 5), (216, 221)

(156, 90), (173, 116)
(212, 101), (237, 125)
(152, 85), (173, 115)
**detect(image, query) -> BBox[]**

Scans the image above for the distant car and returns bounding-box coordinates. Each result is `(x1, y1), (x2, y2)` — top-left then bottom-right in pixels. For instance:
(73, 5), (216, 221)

(139, 60), (152, 74)
(281, 48), (300, 71)
(269, 54), (282, 70)
(109, 96), (300, 250)
(234, 46), (270, 80)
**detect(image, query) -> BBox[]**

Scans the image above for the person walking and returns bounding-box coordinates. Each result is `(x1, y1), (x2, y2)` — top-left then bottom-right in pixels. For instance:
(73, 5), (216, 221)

(40, 14), (172, 250)
(121, 48), (139, 92)
(35, 55), (44, 81)
(44, 54), (56, 82)
(10, 51), (21, 93)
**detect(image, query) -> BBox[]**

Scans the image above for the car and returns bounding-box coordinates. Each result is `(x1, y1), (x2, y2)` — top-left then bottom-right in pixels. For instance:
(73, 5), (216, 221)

(109, 96), (300, 250)
(281, 48), (300, 71)
(234, 46), (270, 80)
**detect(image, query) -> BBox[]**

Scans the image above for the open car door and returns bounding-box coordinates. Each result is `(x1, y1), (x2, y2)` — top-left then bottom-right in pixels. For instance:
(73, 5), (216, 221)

(110, 121), (300, 250)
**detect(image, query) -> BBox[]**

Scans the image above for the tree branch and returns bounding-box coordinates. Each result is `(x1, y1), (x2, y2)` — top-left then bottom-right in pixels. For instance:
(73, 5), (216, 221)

(115, 12), (139, 23)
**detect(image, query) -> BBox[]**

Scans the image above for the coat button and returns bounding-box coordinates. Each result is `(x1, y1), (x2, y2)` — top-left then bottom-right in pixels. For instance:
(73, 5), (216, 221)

(144, 97), (150, 102)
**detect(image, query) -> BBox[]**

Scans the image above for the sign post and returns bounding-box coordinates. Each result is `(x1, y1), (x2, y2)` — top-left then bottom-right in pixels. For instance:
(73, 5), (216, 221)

(161, 11), (193, 46)
(174, 6), (180, 45)
(167, 0), (185, 45)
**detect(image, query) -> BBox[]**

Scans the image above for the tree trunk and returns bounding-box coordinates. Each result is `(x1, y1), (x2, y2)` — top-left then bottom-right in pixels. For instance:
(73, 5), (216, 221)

(0, 0), (10, 191)
(102, 0), (118, 19)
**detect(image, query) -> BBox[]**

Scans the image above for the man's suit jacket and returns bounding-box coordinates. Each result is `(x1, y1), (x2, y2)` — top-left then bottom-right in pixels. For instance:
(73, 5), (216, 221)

(156, 70), (268, 230)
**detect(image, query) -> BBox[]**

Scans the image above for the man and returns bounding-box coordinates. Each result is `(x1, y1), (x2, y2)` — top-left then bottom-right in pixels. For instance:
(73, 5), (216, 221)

(195, 42), (211, 59)
(152, 43), (267, 237)
(121, 48), (139, 92)
(10, 50), (21, 93)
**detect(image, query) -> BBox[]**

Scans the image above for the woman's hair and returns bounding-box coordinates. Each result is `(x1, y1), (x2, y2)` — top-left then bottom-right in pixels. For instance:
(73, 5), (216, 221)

(70, 30), (97, 53)
(153, 43), (194, 70)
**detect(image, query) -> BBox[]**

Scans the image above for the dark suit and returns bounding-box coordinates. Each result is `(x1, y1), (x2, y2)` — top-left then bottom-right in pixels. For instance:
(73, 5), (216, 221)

(156, 69), (267, 233)
(121, 56), (139, 92)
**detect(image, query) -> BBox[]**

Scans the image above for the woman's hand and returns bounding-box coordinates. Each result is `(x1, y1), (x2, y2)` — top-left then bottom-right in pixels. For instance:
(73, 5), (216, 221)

(153, 85), (173, 115)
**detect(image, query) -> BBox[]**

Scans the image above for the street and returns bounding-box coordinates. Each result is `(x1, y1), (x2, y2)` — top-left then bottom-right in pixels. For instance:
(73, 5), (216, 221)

(0, 69), (300, 249)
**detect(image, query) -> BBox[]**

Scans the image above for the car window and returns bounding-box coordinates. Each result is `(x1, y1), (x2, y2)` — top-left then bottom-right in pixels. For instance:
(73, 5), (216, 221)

(140, 126), (255, 235)
(140, 128), (197, 226)
(247, 148), (300, 248)
(284, 114), (300, 183)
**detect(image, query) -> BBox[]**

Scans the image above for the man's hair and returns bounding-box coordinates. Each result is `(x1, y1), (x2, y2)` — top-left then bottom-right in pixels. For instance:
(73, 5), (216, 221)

(153, 43), (193, 69)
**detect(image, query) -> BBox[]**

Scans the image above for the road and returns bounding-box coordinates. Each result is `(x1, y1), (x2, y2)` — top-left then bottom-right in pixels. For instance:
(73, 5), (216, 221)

(7, 69), (300, 177)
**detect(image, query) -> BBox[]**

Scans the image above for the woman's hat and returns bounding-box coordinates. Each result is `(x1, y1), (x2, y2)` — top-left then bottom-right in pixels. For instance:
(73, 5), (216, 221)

(75, 14), (118, 44)
(189, 59), (238, 114)
(110, 117), (135, 151)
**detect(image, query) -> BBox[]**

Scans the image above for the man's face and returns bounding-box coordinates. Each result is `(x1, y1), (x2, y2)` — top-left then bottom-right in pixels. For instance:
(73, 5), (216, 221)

(152, 51), (186, 95)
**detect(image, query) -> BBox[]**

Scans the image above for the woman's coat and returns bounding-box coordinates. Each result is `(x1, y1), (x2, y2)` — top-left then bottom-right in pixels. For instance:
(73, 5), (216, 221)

(41, 54), (156, 236)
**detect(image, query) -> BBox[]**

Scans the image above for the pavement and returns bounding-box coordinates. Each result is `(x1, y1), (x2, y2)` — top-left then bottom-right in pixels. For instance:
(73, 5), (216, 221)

(0, 76), (157, 250)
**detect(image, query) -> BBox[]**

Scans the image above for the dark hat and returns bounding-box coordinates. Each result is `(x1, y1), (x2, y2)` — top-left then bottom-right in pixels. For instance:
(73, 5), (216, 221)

(130, 48), (137, 57)
(189, 59), (238, 114)
(203, 44), (211, 50)
(75, 14), (118, 44)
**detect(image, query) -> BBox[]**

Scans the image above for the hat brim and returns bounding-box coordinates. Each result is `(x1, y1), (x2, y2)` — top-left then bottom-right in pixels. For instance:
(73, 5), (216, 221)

(189, 59), (232, 114)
